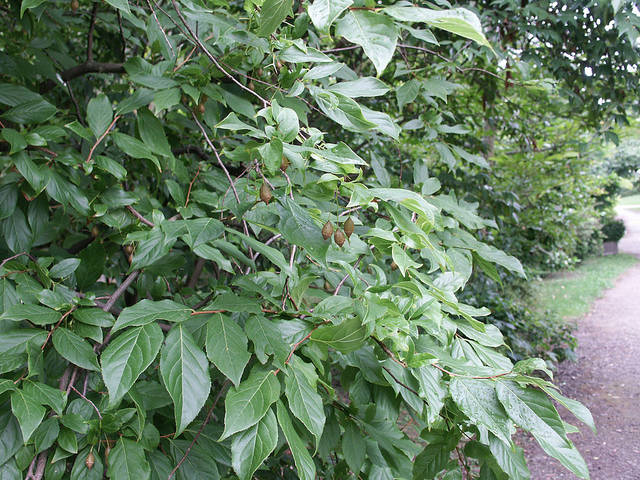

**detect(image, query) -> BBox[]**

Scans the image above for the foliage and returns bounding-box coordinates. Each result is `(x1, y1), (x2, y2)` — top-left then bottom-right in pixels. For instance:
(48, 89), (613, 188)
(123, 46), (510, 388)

(2, 0), (637, 479)
(602, 219), (626, 242)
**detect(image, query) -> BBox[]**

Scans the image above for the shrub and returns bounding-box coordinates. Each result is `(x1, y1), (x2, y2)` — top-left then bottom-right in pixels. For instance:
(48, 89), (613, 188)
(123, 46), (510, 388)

(602, 219), (626, 242)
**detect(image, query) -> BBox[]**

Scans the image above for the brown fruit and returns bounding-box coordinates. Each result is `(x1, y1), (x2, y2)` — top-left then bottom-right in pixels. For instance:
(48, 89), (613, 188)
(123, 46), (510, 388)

(91, 225), (99, 238)
(343, 217), (354, 239)
(334, 229), (346, 247)
(321, 221), (333, 240)
(390, 261), (398, 271)
(324, 280), (332, 291)
(70, 0), (79, 11)
(198, 102), (206, 114)
(260, 182), (272, 204)
(85, 451), (95, 470)
(248, 81), (255, 91)
(280, 156), (290, 172)
(105, 446), (110, 466)
(123, 245), (134, 255)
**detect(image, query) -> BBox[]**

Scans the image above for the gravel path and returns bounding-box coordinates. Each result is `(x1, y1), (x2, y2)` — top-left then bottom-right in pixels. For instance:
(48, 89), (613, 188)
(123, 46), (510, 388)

(521, 207), (640, 479)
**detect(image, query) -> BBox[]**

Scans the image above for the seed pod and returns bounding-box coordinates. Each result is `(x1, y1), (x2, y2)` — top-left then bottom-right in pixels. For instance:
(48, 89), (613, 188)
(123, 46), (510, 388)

(334, 229), (346, 247)
(85, 451), (95, 470)
(123, 245), (134, 255)
(280, 156), (290, 172)
(105, 446), (110, 466)
(343, 217), (354, 239)
(70, 0), (79, 11)
(390, 261), (398, 271)
(198, 103), (206, 114)
(324, 280), (332, 292)
(260, 182), (272, 204)
(321, 221), (333, 240)
(91, 225), (99, 238)
(248, 81), (255, 91)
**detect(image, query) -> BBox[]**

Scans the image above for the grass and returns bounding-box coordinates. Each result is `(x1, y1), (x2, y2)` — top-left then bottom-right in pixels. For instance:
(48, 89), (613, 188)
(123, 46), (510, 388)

(531, 254), (638, 320)
(617, 193), (640, 206)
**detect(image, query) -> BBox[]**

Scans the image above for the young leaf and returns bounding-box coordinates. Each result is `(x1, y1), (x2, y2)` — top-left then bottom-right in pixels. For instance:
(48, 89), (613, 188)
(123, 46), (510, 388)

(257, 0), (293, 37)
(311, 316), (369, 353)
(87, 95), (113, 139)
(1, 303), (61, 326)
(159, 326), (211, 436)
(10, 388), (46, 442)
(308, 0), (353, 31)
(284, 357), (325, 447)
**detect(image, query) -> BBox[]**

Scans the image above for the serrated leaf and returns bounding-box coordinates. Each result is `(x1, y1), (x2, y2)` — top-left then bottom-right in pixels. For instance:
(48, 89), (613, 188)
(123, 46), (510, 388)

(52, 327), (100, 371)
(1, 303), (61, 326)
(245, 315), (289, 367)
(32, 418), (59, 454)
(308, 0), (352, 31)
(107, 438), (150, 480)
(342, 421), (365, 473)
(49, 258), (81, 278)
(0, 329), (47, 353)
(336, 10), (398, 76)
(257, 0), (293, 37)
(71, 447), (104, 480)
(101, 323), (164, 407)
(220, 367), (280, 440)
(496, 381), (589, 479)
(284, 357), (325, 447)
(103, 0), (131, 14)
(278, 197), (329, 263)
(205, 313), (250, 387)
(112, 299), (192, 333)
(0, 413), (22, 465)
(276, 401), (316, 480)
(449, 378), (511, 444)
(226, 229), (290, 274)
(87, 95), (113, 139)
(160, 326), (211, 436)
(23, 380), (67, 415)
(11, 388), (45, 442)
(231, 408), (278, 480)
(311, 316), (369, 353)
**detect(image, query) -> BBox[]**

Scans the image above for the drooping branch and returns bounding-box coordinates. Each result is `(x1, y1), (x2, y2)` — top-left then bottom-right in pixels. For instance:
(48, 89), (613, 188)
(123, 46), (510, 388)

(40, 62), (125, 93)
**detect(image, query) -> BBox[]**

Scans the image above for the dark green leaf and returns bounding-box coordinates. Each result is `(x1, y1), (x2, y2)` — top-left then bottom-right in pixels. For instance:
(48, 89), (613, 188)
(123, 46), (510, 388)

(231, 408), (278, 480)
(205, 313), (250, 387)
(52, 327), (100, 371)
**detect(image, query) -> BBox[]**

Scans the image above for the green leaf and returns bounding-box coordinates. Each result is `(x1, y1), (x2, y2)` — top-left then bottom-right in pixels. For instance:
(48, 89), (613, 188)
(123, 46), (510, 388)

(0, 413), (23, 465)
(258, 138), (284, 175)
(52, 327), (100, 371)
(542, 387), (596, 434)
(327, 77), (389, 98)
(11, 388), (46, 442)
(137, 108), (172, 158)
(245, 315), (289, 367)
(87, 95), (113, 138)
(103, 0), (131, 14)
(311, 316), (369, 353)
(23, 380), (67, 415)
(0, 99), (56, 124)
(383, 6), (492, 49)
(0, 329), (47, 353)
(257, 0), (293, 37)
(49, 258), (81, 279)
(181, 218), (224, 248)
(32, 418), (59, 454)
(276, 401), (316, 480)
(496, 381), (589, 479)
(0, 129), (27, 155)
(1, 208), (32, 253)
(160, 325), (211, 436)
(487, 435), (530, 480)
(101, 323), (164, 407)
(71, 448), (104, 480)
(230, 410), (277, 480)
(396, 80), (421, 111)
(226, 229), (290, 274)
(278, 197), (329, 263)
(449, 378), (511, 444)
(335, 10), (398, 76)
(308, 0), (352, 31)
(107, 438), (150, 480)
(205, 313), (251, 387)
(112, 299), (192, 333)
(73, 309), (115, 327)
(220, 367), (280, 440)
(112, 132), (161, 171)
(342, 421), (365, 473)
(391, 244), (422, 277)
(284, 357), (325, 446)
(1, 303), (61, 326)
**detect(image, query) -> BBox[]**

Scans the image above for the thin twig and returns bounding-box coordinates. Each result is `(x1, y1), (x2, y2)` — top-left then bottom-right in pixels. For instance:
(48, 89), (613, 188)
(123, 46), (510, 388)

(333, 254), (365, 296)
(102, 271), (140, 312)
(0, 251), (33, 269)
(86, 115), (120, 163)
(145, 0), (174, 54)
(432, 363), (512, 380)
(184, 163), (201, 207)
(70, 385), (102, 419)
(168, 380), (230, 478)
(41, 306), (76, 350)
(126, 205), (155, 227)
(170, 0), (269, 107)
(372, 337), (407, 367)
(116, 10), (126, 60)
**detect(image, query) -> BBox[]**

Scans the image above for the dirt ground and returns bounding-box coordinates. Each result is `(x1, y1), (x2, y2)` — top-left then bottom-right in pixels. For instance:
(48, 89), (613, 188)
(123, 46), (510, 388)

(520, 206), (640, 479)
